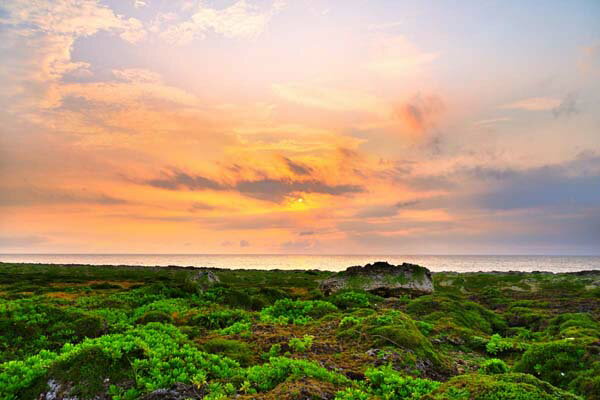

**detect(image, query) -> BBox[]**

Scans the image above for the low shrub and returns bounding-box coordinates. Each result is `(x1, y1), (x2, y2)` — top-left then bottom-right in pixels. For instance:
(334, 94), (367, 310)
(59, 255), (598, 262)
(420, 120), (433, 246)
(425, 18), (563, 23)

(260, 299), (338, 324)
(243, 356), (348, 393)
(201, 338), (254, 366)
(407, 295), (507, 335)
(328, 291), (380, 309)
(514, 338), (600, 399)
(480, 358), (509, 374)
(289, 335), (314, 353)
(423, 373), (581, 400)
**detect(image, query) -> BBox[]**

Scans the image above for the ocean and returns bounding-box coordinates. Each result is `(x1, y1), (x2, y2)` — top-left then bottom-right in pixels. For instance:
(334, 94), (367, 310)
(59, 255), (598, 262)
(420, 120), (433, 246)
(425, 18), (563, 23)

(0, 254), (599, 273)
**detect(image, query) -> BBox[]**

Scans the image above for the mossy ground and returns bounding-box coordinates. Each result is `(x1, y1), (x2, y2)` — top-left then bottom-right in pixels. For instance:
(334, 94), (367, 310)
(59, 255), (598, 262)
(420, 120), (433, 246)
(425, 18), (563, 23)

(0, 263), (598, 399)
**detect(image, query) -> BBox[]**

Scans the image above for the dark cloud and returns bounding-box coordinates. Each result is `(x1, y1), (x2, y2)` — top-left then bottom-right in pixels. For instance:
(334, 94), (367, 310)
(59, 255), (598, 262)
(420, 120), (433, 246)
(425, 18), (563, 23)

(283, 157), (312, 176)
(145, 171), (223, 191)
(395, 200), (420, 208)
(235, 179), (364, 202)
(354, 200), (420, 219)
(239, 240), (250, 247)
(141, 169), (363, 202)
(299, 231), (315, 236)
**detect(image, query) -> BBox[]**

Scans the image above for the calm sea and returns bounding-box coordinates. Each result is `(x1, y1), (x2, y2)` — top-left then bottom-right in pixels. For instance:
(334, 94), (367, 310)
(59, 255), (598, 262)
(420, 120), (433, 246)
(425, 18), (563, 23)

(0, 254), (599, 273)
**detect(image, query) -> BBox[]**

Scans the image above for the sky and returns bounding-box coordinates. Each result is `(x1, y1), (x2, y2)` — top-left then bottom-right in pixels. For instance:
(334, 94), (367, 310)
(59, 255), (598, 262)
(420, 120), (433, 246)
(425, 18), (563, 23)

(1, 0), (599, 255)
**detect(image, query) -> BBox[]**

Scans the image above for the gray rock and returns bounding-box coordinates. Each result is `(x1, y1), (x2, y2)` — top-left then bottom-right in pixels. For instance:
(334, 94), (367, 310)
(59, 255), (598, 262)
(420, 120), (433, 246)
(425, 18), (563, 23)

(140, 383), (205, 399)
(187, 269), (220, 289)
(319, 261), (433, 297)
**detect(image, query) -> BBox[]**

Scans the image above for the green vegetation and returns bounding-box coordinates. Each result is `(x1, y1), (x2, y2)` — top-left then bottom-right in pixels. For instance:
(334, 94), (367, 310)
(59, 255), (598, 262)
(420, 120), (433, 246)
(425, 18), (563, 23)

(0, 262), (598, 399)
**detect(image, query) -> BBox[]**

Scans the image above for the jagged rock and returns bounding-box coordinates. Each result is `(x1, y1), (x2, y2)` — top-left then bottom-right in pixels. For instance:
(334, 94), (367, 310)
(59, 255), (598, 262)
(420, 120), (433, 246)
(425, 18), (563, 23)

(140, 383), (205, 400)
(188, 269), (220, 289)
(39, 380), (83, 400)
(320, 261), (433, 297)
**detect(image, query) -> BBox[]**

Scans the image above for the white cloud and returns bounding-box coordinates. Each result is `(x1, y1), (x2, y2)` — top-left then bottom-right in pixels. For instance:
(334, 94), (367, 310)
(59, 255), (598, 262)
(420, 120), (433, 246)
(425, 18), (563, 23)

(0, 0), (146, 111)
(474, 117), (511, 126)
(272, 83), (387, 113)
(159, 0), (285, 45)
(367, 35), (438, 76)
(499, 97), (561, 111)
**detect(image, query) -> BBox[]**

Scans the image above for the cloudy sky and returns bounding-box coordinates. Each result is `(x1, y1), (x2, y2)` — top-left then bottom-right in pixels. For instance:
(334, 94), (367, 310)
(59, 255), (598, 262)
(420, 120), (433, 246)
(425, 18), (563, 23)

(1, 0), (599, 254)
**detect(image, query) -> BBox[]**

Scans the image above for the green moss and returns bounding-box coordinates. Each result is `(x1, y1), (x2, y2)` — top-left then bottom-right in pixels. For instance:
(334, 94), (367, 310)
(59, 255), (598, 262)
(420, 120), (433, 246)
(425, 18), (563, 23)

(424, 373), (582, 400)
(342, 309), (449, 373)
(544, 313), (600, 339)
(201, 338), (254, 366)
(480, 358), (509, 374)
(514, 338), (600, 398)
(48, 345), (136, 398)
(407, 294), (507, 335)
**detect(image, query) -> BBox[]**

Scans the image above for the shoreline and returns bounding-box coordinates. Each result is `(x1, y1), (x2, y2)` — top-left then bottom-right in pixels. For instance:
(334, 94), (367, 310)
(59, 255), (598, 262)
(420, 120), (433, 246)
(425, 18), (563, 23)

(2, 261), (600, 275)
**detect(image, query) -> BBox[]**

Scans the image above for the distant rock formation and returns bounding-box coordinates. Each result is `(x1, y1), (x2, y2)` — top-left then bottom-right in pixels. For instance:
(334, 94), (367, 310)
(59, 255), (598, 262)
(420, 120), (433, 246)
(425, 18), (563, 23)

(188, 269), (220, 289)
(319, 261), (434, 297)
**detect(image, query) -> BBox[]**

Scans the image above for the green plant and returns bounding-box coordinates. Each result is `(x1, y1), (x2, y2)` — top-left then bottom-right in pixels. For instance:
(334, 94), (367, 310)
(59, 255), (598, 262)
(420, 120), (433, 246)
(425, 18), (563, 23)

(202, 338), (254, 366)
(329, 291), (380, 309)
(424, 373), (581, 400)
(260, 299), (338, 324)
(334, 387), (370, 400)
(364, 365), (440, 399)
(244, 356), (348, 393)
(289, 335), (314, 353)
(480, 358), (509, 374)
(338, 316), (361, 330)
(486, 334), (515, 355)
(514, 338), (599, 398)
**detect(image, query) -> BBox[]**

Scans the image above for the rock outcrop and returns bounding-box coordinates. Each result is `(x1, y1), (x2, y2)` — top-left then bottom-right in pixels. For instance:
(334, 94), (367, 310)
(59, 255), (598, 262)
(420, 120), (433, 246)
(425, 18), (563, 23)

(319, 261), (433, 297)
(187, 269), (220, 290)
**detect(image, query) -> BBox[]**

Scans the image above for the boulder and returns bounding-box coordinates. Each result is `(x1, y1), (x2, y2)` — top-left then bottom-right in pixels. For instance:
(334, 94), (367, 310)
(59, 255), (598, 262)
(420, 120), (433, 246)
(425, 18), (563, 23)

(188, 269), (220, 290)
(320, 261), (433, 297)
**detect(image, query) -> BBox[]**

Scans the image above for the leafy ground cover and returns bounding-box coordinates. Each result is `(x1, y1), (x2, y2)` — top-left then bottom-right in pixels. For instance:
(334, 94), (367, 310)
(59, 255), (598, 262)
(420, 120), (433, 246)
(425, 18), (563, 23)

(0, 262), (598, 399)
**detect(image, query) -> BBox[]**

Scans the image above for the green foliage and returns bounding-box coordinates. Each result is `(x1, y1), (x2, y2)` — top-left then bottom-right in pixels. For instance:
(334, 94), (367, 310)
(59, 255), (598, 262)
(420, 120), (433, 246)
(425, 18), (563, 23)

(334, 387), (370, 400)
(486, 334), (521, 355)
(364, 365), (440, 399)
(289, 335), (314, 353)
(135, 310), (174, 325)
(243, 356), (349, 393)
(417, 320), (434, 336)
(480, 358), (509, 374)
(365, 310), (447, 370)
(544, 313), (600, 339)
(190, 308), (251, 330)
(424, 373), (582, 400)
(1, 263), (599, 400)
(202, 338), (254, 366)
(328, 290), (381, 309)
(0, 323), (241, 399)
(218, 321), (252, 336)
(338, 316), (361, 330)
(407, 294), (507, 335)
(0, 298), (106, 360)
(260, 298), (338, 324)
(261, 343), (282, 360)
(514, 338), (600, 398)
